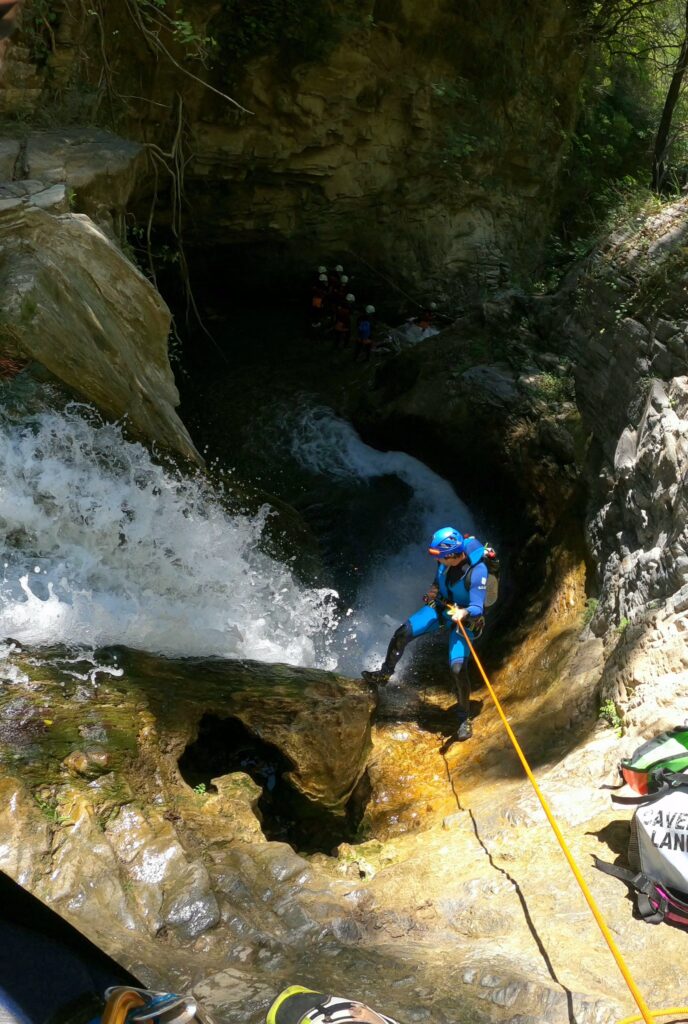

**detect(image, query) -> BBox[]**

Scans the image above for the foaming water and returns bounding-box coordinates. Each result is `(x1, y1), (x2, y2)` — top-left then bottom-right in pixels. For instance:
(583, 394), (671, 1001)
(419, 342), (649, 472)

(0, 405), (338, 665)
(287, 407), (474, 675)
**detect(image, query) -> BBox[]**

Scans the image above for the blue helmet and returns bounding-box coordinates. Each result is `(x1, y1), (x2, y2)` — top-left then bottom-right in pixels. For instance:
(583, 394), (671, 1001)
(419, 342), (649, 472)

(428, 527), (465, 559)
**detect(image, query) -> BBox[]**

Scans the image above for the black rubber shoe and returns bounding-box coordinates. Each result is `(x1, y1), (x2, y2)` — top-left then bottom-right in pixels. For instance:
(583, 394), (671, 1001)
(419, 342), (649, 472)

(361, 669), (391, 686)
(457, 719), (473, 741)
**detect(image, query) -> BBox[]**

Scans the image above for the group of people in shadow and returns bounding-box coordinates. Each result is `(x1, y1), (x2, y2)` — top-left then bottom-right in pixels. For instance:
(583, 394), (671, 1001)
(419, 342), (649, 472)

(309, 264), (440, 361)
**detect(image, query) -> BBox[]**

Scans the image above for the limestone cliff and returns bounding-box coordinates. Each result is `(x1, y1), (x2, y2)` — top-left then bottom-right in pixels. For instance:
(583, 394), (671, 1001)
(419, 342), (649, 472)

(537, 199), (688, 735)
(0, 128), (200, 463)
(14, 0), (589, 294)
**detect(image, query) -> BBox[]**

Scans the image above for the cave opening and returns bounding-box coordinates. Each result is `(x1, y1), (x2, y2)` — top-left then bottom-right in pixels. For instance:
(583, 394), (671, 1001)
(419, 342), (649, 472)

(178, 714), (364, 855)
(156, 234), (587, 690)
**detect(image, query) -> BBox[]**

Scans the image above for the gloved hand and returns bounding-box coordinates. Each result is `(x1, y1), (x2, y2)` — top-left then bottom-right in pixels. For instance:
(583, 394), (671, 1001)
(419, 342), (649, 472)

(448, 604), (468, 624)
(423, 585), (439, 606)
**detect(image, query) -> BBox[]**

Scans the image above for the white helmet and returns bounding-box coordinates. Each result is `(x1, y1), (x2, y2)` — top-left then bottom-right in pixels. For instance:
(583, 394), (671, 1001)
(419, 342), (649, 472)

(319, 274), (328, 282)
(340, 275), (349, 284)
(429, 301), (438, 310)
(318, 265), (327, 274)
(346, 293), (355, 303)
(335, 264), (344, 273)
(365, 305), (375, 314)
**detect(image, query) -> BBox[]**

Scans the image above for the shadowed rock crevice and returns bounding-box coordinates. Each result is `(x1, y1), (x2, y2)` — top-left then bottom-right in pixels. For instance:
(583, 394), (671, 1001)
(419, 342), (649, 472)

(178, 713), (364, 854)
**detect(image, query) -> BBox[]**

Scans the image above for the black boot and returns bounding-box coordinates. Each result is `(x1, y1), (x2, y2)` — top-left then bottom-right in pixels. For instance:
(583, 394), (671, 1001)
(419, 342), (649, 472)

(362, 669), (391, 685)
(361, 624), (412, 687)
(457, 718), (473, 741)
(449, 660), (473, 740)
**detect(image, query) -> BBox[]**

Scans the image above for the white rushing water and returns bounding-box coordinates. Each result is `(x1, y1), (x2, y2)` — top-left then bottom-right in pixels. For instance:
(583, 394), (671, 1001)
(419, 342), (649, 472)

(0, 401), (473, 675)
(287, 407), (474, 675)
(0, 405), (338, 665)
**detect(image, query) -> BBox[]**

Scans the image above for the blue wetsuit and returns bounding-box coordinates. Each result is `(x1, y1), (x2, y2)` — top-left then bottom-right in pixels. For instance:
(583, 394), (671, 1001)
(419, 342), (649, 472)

(375, 538), (489, 723)
(407, 552), (488, 671)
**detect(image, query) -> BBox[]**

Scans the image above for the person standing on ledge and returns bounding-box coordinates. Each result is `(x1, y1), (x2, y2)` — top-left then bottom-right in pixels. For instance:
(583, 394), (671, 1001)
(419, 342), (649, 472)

(362, 527), (490, 741)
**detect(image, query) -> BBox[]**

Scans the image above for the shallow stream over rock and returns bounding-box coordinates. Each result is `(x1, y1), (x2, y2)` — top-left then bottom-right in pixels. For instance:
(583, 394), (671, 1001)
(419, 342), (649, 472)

(1, 302), (684, 1024)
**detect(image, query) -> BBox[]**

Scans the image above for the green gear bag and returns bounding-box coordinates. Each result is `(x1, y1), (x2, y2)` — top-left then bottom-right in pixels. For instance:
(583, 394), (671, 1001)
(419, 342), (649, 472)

(619, 727), (688, 795)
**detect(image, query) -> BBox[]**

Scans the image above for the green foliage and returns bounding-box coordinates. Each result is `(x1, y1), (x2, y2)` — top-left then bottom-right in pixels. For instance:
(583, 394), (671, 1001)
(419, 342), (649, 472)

(442, 127), (479, 161)
(172, 9), (216, 64)
(193, 782), (207, 796)
(599, 698), (624, 735)
(540, 176), (667, 291)
(23, 0), (60, 66)
(582, 597), (599, 624)
(557, 0), (688, 248)
(528, 371), (575, 404)
(212, 0), (369, 71)
(34, 794), (71, 825)
(617, 615), (631, 636)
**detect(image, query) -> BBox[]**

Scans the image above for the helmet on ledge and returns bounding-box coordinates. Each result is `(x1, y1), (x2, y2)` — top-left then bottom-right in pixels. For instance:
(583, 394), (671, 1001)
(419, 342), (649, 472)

(428, 527), (465, 559)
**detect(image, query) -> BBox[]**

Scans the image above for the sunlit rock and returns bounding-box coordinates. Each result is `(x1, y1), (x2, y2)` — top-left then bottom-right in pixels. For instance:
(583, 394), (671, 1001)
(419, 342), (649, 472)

(0, 204), (199, 463)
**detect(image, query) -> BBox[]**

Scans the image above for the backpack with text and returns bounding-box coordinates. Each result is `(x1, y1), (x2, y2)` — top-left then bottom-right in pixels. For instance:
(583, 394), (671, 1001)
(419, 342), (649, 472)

(596, 748), (688, 928)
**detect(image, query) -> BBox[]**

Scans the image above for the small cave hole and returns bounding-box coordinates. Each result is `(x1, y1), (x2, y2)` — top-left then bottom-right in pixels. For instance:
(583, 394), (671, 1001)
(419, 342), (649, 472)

(178, 714), (364, 855)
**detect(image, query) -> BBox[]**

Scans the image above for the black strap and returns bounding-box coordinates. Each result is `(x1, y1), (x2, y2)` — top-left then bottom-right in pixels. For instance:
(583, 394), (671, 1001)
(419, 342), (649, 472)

(637, 892), (668, 925)
(621, 752), (688, 774)
(611, 792), (656, 806)
(593, 858), (667, 923)
(611, 772), (688, 805)
(655, 768), (688, 787)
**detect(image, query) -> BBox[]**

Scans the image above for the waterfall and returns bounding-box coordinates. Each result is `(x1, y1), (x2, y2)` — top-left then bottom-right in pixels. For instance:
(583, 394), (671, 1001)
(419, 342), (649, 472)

(0, 404), (338, 666)
(287, 407), (474, 675)
(0, 397), (474, 677)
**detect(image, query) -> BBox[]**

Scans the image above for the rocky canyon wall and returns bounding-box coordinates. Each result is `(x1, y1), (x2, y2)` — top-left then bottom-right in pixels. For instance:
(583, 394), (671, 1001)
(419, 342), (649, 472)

(11, 0), (591, 295)
(536, 199), (688, 732)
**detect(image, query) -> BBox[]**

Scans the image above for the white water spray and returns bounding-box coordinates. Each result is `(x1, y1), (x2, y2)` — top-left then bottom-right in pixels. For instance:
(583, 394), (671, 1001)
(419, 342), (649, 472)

(288, 407), (474, 675)
(0, 406), (338, 665)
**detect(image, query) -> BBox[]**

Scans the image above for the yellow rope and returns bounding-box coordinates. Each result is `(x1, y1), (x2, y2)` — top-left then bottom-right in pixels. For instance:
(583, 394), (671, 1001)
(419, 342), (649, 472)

(456, 619), (655, 1024)
(617, 1011), (688, 1024)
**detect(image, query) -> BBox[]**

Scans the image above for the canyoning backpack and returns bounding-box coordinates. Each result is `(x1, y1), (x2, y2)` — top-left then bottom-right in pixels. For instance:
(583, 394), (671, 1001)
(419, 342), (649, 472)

(595, 775), (688, 928)
(595, 728), (688, 928)
(464, 538), (501, 609)
(618, 727), (688, 795)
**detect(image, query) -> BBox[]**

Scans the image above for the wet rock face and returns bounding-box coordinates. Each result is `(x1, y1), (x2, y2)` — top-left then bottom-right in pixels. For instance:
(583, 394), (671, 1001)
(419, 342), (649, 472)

(350, 305), (584, 579)
(0, 646), (374, 987)
(0, 633), (629, 1024)
(590, 378), (688, 625)
(545, 203), (688, 617)
(0, 127), (199, 463)
(163, 0), (586, 293)
(30, 0), (588, 294)
(0, 198), (198, 464)
(539, 198), (688, 733)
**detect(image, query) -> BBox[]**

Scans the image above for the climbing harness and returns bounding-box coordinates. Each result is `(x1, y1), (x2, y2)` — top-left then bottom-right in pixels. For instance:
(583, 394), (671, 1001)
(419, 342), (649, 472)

(454, 620), (680, 1024)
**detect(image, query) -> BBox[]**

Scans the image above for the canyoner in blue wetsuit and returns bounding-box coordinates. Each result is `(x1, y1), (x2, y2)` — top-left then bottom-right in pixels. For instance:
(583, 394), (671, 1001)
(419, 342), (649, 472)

(362, 527), (491, 741)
